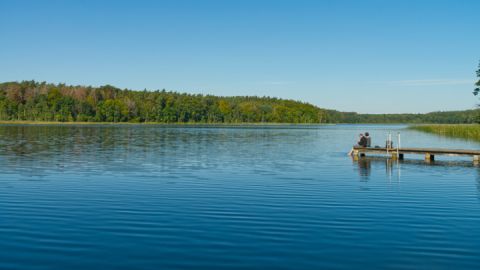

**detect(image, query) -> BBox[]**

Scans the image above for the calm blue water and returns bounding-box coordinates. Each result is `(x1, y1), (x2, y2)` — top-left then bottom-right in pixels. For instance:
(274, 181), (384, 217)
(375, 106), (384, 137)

(1, 124), (480, 270)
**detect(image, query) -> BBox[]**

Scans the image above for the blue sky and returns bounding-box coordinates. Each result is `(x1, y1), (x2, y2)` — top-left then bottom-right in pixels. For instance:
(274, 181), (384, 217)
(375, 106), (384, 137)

(0, 0), (478, 113)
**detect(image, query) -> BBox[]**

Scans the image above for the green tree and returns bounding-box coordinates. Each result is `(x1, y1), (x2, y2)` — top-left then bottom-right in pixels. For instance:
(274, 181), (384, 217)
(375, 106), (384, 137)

(4, 80), (480, 124)
(475, 61), (480, 96)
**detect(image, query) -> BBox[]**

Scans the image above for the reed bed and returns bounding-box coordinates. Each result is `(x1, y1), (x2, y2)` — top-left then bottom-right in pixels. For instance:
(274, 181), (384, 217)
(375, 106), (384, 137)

(409, 124), (480, 141)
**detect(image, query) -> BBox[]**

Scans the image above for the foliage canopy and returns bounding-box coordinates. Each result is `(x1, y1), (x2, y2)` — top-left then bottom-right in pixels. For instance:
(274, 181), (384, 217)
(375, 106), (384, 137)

(0, 81), (478, 124)
(475, 61), (480, 96)
(0, 81), (328, 123)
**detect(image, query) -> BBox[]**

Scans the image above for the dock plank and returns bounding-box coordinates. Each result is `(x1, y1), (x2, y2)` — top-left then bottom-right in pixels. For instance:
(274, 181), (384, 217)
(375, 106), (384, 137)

(353, 146), (480, 156)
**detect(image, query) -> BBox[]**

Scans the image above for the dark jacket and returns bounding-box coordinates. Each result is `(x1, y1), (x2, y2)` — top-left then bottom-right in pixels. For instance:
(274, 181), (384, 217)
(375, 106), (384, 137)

(358, 136), (368, 147)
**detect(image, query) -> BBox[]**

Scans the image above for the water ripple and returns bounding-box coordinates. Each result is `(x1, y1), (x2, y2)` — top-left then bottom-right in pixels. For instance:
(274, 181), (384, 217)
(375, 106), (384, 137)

(1, 124), (480, 269)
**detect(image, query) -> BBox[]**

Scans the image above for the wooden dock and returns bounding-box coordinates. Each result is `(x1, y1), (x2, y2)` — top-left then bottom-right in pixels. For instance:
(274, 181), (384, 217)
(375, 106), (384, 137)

(352, 146), (480, 162)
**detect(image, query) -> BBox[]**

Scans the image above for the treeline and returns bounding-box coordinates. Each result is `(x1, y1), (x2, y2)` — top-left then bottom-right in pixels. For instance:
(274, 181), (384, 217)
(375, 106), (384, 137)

(0, 81), (329, 123)
(326, 110), (480, 124)
(1, 81), (478, 124)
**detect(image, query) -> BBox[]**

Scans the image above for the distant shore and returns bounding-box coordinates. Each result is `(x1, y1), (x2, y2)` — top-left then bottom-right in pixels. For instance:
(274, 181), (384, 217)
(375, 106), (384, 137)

(409, 124), (480, 141)
(2, 81), (480, 125)
(0, 120), (334, 126)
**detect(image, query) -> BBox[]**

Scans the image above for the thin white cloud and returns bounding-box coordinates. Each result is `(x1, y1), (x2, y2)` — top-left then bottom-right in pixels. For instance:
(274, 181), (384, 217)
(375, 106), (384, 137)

(382, 79), (473, 86)
(260, 81), (293, 86)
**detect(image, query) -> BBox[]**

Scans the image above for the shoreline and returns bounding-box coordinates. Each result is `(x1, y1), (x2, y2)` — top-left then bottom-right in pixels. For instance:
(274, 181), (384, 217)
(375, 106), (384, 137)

(0, 120), (336, 126)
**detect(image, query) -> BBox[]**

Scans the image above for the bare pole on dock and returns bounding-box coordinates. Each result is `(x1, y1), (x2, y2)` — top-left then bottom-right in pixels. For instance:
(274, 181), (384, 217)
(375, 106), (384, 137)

(389, 133), (392, 154)
(398, 133), (401, 149)
(397, 132), (400, 158)
(386, 133), (389, 156)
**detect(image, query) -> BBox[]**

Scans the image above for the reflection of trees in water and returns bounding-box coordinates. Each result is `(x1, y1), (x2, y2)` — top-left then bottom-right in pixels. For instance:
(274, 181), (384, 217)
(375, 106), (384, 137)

(0, 125), (198, 176)
(0, 125), (298, 178)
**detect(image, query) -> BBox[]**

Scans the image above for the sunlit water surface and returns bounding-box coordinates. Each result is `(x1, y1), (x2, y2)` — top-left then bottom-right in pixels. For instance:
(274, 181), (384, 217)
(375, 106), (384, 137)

(1, 124), (480, 269)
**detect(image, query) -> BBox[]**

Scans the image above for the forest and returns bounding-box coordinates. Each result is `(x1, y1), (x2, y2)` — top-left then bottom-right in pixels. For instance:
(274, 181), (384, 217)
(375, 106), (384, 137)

(0, 81), (329, 123)
(0, 81), (478, 124)
(327, 110), (480, 124)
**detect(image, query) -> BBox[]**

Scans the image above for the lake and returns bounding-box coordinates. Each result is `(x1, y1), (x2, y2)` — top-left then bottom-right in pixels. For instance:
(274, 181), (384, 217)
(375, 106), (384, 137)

(1, 124), (480, 269)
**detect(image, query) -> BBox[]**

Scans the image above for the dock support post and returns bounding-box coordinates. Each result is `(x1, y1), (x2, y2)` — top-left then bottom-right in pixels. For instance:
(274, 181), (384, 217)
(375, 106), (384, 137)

(474, 155), (480, 164)
(425, 153), (435, 162)
(391, 153), (398, 160)
(352, 150), (359, 161)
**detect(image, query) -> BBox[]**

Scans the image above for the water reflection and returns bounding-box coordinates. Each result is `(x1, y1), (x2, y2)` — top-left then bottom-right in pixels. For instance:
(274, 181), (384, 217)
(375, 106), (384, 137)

(2, 124), (480, 269)
(356, 157), (371, 180)
(352, 156), (480, 187)
(0, 124), (321, 178)
(476, 168), (480, 198)
(352, 156), (400, 182)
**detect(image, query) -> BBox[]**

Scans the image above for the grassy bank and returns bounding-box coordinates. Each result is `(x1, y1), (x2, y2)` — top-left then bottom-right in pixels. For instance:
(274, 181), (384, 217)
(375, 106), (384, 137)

(409, 124), (480, 141)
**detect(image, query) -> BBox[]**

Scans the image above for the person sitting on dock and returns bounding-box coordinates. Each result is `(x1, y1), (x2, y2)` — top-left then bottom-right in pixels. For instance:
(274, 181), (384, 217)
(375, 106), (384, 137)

(348, 133), (367, 155)
(364, 132), (371, 147)
(357, 133), (367, 147)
